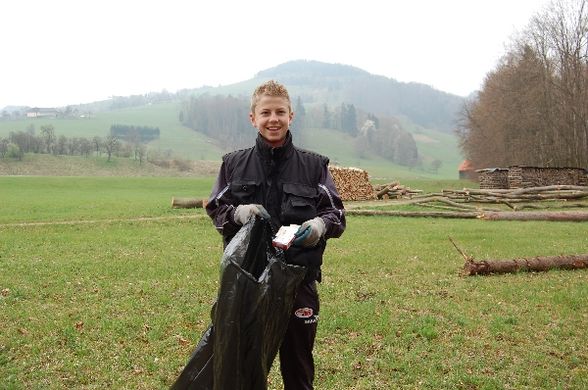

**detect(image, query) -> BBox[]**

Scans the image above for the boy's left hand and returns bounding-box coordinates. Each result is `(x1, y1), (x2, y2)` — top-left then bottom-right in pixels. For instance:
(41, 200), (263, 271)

(293, 217), (325, 247)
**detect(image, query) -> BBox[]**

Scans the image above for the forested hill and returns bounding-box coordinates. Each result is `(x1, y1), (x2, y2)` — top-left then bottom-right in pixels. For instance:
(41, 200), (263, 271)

(200, 60), (465, 133)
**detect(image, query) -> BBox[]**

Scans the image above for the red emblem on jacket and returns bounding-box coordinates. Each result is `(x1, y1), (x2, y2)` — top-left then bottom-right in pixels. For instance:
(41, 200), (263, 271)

(294, 307), (314, 319)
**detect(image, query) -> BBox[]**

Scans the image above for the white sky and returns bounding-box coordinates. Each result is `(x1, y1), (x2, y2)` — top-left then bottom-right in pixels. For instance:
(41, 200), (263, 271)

(0, 0), (553, 109)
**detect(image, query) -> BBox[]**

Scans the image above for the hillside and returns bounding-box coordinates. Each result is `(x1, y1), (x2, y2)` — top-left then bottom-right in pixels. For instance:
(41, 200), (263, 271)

(0, 109), (461, 180)
(189, 60), (465, 133)
(0, 102), (226, 161)
(0, 60), (466, 179)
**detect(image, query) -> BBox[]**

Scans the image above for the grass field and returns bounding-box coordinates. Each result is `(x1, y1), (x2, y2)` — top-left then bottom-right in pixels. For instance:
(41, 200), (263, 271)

(1, 177), (587, 389)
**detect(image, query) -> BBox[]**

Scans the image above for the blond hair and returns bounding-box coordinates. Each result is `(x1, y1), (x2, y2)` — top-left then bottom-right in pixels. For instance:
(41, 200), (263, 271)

(250, 80), (291, 113)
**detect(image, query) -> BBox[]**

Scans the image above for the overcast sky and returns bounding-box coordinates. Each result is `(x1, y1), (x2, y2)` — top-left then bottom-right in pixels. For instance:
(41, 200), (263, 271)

(0, 0), (553, 109)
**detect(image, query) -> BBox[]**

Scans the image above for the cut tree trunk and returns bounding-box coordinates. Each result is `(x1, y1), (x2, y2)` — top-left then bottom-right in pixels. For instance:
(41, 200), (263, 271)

(345, 210), (479, 218)
(481, 211), (588, 221)
(463, 254), (588, 276)
(508, 185), (588, 195)
(171, 197), (207, 209)
(376, 185), (393, 199)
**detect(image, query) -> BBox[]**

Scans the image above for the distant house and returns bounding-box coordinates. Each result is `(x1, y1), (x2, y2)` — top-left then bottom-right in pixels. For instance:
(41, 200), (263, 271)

(458, 160), (477, 180)
(26, 107), (58, 118)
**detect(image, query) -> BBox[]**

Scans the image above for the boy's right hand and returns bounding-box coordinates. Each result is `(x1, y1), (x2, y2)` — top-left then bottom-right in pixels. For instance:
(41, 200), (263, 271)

(233, 204), (270, 225)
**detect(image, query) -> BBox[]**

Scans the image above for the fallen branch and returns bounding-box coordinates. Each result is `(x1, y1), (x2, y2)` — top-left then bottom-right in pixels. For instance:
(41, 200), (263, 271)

(512, 202), (588, 211)
(376, 185), (393, 199)
(418, 203), (473, 212)
(443, 186), (588, 203)
(508, 185), (588, 195)
(171, 197), (207, 209)
(448, 237), (473, 262)
(346, 209), (479, 218)
(463, 254), (588, 276)
(480, 210), (588, 222)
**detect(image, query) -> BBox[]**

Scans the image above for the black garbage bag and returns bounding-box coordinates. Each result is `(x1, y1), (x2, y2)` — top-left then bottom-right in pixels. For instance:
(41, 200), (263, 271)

(171, 217), (306, 390)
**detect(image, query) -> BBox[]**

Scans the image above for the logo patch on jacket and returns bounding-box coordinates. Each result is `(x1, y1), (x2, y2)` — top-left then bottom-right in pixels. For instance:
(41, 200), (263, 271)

(294, 307), (314, 319)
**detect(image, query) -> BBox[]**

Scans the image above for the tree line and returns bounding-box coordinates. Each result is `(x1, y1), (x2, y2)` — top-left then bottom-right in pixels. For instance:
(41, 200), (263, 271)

(458, 0), (588, 169)
(110, 124), (160, 142)
(181, 95), (419, 167)
(302, 102), (418, 167)
(0, 124), (151, 163)
(181, 95), (252, 150)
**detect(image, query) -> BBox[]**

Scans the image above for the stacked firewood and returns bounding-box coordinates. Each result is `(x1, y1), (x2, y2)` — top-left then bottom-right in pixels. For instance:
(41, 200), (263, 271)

(328, 166), (375, 201)
(373, 182), (423, 199)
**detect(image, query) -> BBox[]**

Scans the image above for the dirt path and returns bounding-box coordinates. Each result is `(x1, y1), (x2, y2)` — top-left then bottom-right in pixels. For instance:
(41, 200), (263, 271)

(344, 199), (397, 209)
(0, 214), (208, 228)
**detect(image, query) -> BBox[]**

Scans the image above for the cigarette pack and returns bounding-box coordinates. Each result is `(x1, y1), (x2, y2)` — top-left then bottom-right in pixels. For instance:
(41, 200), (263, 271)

(272, 224), (300, 250)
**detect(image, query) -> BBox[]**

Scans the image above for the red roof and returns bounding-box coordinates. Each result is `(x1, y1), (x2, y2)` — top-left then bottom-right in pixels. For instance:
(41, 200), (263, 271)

(458, 160), (474, 171)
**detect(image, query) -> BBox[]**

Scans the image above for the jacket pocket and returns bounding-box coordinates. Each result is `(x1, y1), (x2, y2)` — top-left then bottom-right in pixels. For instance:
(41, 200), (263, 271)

(230, 181), (260, 204)
(281, 183), (318, 224)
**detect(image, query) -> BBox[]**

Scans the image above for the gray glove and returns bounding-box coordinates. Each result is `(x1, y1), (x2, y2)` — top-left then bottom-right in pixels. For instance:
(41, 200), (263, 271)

(233, 204), (270, 225)
(293, 217), (326, 247)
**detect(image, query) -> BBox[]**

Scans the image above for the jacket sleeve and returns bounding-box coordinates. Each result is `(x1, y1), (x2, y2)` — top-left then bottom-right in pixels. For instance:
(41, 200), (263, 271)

(317, 165), (346, 239)
(205, 160), (242, 240)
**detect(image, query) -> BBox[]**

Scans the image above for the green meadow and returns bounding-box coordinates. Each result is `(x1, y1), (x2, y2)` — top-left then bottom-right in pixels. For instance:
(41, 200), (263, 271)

(1, 176), (587, 389)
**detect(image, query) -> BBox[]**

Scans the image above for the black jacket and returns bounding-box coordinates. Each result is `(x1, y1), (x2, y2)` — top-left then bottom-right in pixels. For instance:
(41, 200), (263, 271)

(206, 131), (346, 278)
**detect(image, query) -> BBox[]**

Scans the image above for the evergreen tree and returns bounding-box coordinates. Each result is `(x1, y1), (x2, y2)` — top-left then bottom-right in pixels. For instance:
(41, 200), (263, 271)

(291, 96), (306, 133)
(322, 104), (331, 128)
(339, 103), (358, 135)
(346, 104), (358, 135)
(367, 113), (380, 128)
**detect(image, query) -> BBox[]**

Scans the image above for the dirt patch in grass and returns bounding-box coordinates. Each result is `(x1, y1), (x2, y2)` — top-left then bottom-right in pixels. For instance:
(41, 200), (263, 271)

(0, 154), (220, 177)
(413, 133), (440, 143)
(0, 214), (210, 228)
(0, 154), (220, 176)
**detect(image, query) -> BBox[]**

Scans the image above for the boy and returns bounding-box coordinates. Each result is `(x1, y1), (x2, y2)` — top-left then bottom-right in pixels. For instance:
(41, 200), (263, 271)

(206, 80), (346, 389)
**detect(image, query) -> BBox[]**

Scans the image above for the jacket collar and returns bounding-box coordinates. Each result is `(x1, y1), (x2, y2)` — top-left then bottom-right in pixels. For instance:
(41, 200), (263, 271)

(255, 130), (294, 160)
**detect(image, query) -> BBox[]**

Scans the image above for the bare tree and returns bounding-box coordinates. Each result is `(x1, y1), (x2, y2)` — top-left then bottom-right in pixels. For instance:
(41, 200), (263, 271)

(136, 144), (147, 165)
(529, 0), (588, 168)
(431, 159), (443, 173)
(104, 135), (119, 162)
(0, 138), (8, 158)
(40, 125), (56, 154)
(56, 135), (67, 155)
(79, 138), (93, 158)
(458, 0), (588, 168)
(92, 136), (102, 156)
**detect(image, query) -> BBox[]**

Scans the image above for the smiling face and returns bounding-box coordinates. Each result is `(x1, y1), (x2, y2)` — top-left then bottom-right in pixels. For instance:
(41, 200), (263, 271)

(250, 95), (294, 148)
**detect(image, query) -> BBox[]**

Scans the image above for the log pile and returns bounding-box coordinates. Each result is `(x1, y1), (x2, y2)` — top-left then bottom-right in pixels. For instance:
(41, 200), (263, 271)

(345, 185), (588, 220)
(508, 166), (588, 188)
(478, 168), (509, 189)
(441, 185), (588, 210)
(478, 166), (588, 189)
(328, 166), (375, 201)
(373, 182), (423, 199)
